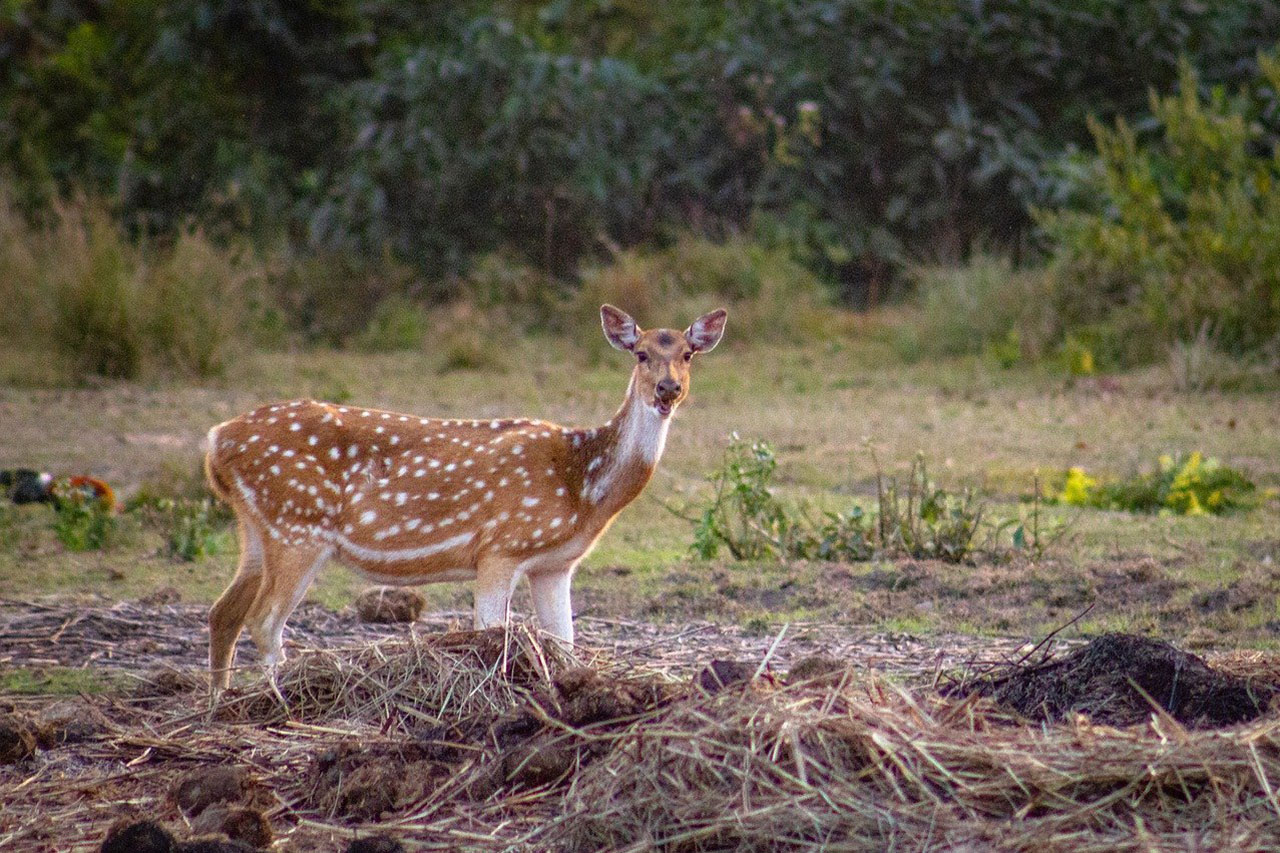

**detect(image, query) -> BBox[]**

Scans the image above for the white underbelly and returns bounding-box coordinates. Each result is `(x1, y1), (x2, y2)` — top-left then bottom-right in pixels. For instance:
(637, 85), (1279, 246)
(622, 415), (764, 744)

(344, 563), (477, 586)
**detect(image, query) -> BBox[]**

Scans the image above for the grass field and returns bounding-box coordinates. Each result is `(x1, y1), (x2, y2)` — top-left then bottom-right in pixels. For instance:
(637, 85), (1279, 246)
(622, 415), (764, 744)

(3, 309), (1277, 649)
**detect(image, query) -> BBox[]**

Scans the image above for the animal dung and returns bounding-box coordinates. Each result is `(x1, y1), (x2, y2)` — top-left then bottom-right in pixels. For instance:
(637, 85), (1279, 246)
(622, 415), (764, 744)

(188, 805), (272, 849)
(354, 586), (426, 624)
(169, 765), (251, 818)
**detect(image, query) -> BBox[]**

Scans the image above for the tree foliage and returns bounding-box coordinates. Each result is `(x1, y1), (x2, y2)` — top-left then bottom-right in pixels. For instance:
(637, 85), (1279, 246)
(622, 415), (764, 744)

(2, 0), (1278, 300)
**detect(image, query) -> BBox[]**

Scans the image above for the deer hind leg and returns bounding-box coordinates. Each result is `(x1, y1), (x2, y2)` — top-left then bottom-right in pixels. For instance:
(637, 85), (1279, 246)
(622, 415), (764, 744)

(474, 556), (519, 630)
(209, 517), (265, 690)
(529, 567), (576, 644)
(243, 540), (333, 677)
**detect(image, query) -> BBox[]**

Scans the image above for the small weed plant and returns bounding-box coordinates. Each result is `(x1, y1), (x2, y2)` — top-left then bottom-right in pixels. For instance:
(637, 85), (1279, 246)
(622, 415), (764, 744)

(1055, 453), (1268, 515)
(682, 437), (998, 564)
(687, 436), (798, 560)
(158, 498), (228, 562)
(0, 503), (18, 551)
(875, 453), (982, 562)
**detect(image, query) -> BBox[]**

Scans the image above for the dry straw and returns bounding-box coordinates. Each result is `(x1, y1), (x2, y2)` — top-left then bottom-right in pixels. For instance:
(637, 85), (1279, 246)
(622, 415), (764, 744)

(4, 605), (1280, 851)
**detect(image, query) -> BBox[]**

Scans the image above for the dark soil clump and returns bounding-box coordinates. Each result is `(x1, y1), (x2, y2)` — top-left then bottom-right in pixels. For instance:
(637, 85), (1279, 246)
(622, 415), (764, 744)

(101, 819), (176, 853)
(170, 766), (252, 817)
(346, 835), (406, 853)
(0, 712), (39, 763)
(955, 633), (1279, 728)
(308, 742), (453, 822)
(553, 667), (673, 726)
(189, 805), (273, 849)
(787, 655), (850, 686)
(693, 660), (760, 694)
(354, 587), (426, 624)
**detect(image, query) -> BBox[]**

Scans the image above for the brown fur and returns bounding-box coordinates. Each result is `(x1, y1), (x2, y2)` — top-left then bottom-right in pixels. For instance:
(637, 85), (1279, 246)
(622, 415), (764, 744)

(204, 306), (726, 688)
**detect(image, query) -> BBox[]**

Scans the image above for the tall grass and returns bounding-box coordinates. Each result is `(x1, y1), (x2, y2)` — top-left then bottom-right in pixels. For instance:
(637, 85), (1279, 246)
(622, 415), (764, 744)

(574, 234), (834, 353)
(898, 255), (1055, 364)
(0, 192), (261, 381)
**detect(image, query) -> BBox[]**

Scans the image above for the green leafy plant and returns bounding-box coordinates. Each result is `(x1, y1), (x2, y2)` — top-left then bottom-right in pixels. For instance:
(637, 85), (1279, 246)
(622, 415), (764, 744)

(681, 438), (987, 564)
(159, 498), (227, 562)
(0, 503), (19, 551)
(874, 453), (983, 563)
(52, 494), (118, 551)
(687, 435), (797, 561)
(1037, 54), (1280, 363)
(1054, 453), (1268, 515)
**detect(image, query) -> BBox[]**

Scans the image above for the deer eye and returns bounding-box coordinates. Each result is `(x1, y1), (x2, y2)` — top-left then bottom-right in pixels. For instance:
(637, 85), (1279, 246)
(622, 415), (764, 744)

(636, 351), (648, 363)
(683, 350), (693, 362)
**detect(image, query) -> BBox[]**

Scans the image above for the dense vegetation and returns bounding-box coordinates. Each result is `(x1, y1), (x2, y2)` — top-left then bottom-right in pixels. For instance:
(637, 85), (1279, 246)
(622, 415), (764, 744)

(6, 2), (1278, 283)
(3, 0), (1278, 377)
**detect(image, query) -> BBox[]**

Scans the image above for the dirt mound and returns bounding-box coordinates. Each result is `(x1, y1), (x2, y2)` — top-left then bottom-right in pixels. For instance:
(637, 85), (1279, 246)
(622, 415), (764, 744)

(552, 666), (675, 726)
(354, 587), (425, 624)
(954, 633), (1279, 728)
(188, 805), (272, 849)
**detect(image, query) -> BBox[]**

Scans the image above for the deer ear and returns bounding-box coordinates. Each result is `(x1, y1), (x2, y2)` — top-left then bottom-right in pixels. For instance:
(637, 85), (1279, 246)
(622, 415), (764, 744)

(600, 304), (641, 352)
(685, 308), (727, 353)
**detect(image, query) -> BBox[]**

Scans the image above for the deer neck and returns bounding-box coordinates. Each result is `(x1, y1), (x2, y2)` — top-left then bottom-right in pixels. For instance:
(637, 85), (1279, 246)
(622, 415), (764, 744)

(575, 374), (670, 516)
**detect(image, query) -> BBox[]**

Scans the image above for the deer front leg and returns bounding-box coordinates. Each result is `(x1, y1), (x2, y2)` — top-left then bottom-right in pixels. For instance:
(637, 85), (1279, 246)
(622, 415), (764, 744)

(529, 568), (575, 644)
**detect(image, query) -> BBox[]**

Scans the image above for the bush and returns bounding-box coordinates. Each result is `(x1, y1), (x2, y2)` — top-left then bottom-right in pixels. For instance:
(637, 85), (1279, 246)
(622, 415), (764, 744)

(158, 498), (228, 562)
(1036, 56), (1280, 364)
(1055, 453), (1269, 516)
(52, 494), (118, 551)
(354, 296), (431, 353)
(311, 18), (677, 278)
(691, 0), (1280, 301)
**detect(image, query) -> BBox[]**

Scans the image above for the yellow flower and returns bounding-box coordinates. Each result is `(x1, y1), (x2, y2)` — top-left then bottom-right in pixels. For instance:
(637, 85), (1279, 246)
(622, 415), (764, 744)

(1060, 467), (1097, 506)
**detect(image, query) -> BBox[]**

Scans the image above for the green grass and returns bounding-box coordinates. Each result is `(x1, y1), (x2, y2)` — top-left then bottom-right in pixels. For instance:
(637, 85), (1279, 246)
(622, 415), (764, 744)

(0, 666), (124, 695)
(1, 313), (1277, 647)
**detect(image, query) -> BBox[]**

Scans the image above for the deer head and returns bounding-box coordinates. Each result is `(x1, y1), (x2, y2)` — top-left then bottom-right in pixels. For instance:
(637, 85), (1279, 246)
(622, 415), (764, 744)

(601, 304), (727, 418)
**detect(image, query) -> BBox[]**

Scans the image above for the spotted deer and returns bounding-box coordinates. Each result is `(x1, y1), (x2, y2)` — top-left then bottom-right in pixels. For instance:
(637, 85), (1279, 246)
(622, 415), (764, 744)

(204, 305), (727, 688)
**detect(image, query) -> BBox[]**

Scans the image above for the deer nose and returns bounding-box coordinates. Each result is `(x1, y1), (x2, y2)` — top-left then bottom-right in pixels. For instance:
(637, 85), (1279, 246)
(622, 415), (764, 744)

(656, 378), (681, 402)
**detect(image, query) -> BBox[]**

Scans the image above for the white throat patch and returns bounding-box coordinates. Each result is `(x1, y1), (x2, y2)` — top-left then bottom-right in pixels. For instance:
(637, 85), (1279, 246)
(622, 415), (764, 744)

(586, 396), (669, 504)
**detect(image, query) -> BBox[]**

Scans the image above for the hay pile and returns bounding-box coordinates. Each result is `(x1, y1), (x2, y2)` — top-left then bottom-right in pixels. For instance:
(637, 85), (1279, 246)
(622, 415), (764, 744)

(553, 677), (1280, 851)
(4, 619), (1280, 851)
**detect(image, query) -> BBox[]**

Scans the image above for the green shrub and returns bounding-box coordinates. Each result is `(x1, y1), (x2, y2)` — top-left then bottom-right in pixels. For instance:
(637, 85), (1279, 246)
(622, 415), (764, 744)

(158, 498), (228, 562)
(267, 249), (421, 348)
(874, 454), (983, 563)
(687, 435), (799, 561)
(1055, 453), (1269, 515)
(1037, 56), (1280, 363)
(145, 229), (256, 377)
(37, 199), (146, 379)
(354, 296), (431, 353)
(314, 18), (676, 278)
(53, 495), (118, 551)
